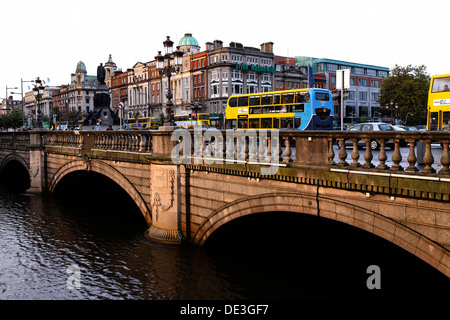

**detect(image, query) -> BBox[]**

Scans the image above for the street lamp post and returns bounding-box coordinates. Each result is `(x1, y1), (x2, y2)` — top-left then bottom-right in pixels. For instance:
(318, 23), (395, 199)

(21, 79), (35, 128)
(155, 36), (184, 127)
(33, 77), (45, 129)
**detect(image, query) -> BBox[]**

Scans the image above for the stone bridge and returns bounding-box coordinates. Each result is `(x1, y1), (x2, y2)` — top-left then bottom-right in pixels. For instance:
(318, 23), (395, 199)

(0, 129), (449, 278)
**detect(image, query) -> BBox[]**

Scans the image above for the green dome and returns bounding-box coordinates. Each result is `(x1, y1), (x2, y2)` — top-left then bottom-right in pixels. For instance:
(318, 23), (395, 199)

(76, 61), (86, 73)
(178, 33), (199, 47)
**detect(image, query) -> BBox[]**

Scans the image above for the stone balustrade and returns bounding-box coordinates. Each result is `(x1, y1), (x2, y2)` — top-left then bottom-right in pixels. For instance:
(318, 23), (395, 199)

(2, 129), (450, 178)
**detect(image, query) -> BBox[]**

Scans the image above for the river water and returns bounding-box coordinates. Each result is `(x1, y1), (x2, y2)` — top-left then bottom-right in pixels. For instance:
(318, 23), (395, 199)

(0, 175), (448, 301)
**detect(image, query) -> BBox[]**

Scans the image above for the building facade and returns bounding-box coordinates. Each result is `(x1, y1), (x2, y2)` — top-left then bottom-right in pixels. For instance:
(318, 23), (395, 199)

(295, 57), (389, 120)
(204, 40), (276, 126)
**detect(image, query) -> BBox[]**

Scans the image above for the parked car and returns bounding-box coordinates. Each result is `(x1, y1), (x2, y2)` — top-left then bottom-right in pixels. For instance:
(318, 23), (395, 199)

(336, 122), (405, 150)
(394, 125), (418, 131)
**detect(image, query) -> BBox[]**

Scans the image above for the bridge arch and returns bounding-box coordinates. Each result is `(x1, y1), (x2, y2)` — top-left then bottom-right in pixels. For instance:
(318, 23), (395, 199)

(193, 193), (450, 277)
(49, 159), (152, 225)
(0, 153), (29, 173)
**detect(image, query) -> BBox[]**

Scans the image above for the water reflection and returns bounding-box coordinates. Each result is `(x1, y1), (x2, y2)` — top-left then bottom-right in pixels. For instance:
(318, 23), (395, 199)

(0, 185), (448, 300)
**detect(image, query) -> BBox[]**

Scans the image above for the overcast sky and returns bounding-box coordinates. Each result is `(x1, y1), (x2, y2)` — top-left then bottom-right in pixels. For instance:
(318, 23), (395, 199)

(1, 0), (448, 98)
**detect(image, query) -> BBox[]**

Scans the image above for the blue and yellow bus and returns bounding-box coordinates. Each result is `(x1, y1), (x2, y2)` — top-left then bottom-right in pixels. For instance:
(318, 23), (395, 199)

(225, 88), (333, 130)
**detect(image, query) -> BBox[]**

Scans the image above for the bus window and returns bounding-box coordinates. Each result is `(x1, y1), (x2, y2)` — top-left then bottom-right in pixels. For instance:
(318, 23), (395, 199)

(443, 112), (450, 130)
(262, 106), (273, 114)
(261, 94), (273, 105)
(250, 107), (262, 114)
(282, 93), (294, 104)
(226, 119), (236, 129)
(281, 118), (292, 129)
(249, 118), (260, 128)
(273, 118), (280, 128)
(294, 117), (301, 129)
(261, 118), (272, 129)
(229, 97), (238, 107)
(431, 77), (450, 93)
(237, 118), (248, 129)
(273, 94), (281, 105)
(238, 96), (248, 107)
(249, 96), (260, 106)
(429, 112), (438, 130)
(315, 92), (330, 101)
(296, 92), (310, 103)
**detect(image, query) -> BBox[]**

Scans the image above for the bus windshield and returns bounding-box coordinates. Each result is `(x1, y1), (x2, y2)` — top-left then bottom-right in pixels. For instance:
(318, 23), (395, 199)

(431, 77), (450, 93)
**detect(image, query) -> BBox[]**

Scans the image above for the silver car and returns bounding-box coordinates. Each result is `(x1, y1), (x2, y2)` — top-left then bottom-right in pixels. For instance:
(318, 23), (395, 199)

(337, 122), (405, 150)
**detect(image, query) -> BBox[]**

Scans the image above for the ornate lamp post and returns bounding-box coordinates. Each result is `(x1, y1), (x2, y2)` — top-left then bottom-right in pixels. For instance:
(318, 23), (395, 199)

(155, 36), (184, 127)
(32, 77), (45, 129)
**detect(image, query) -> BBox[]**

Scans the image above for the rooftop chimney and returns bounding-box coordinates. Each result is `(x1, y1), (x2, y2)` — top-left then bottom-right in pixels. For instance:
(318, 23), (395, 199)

(261, 42), (274, 54)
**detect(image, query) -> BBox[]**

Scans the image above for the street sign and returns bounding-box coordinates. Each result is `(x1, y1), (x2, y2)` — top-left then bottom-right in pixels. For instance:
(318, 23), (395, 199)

(118, 101), (124, 109)
(336, 69), (351, 90)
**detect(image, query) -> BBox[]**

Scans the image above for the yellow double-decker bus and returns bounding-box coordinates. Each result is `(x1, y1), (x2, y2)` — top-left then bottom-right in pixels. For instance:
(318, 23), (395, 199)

(225, 88), (333, 130)
(427, 74), (450, 130)
(175, 113), (210, 128)
(128, 117), (161, 130)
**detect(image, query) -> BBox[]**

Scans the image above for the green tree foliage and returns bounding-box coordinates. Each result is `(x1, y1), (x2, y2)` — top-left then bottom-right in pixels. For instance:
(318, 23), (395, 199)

(0, 108), (23, 130)
(379, 65), (430, 125)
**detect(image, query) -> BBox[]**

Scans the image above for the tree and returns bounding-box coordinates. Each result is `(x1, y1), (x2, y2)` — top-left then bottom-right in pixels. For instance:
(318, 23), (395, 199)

(379, 64), (430, 125)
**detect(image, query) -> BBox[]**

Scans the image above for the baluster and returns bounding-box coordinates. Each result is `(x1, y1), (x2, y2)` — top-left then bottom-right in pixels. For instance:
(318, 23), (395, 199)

(337, 138), (348, 167)
(215, 134), (222, 159)
(421, 139), (435, 174)
(244, 136), (249, 161)
(202, 134), (206, 159)
(390, 139), (403, 171)
(226, 133), (234, 160)
(283, 137), (292, 163)
(376, 140), (389, 170)
(78, 133), (84, 148)
(439, 140), (450, 175)
(265, 135), (272, 163)
(405, 139), (419, 172)
(349, 138), (360, 168)
(235, 136), (241, 160)
(272, 135), (282, 162)
(139, 134), (146, 152)
(328, 138), (335, 166)
(362, 138), (374, 169)
(248, 134), (257, 162)
(258, 133), (265, 162)
(221, 132), (227, 162)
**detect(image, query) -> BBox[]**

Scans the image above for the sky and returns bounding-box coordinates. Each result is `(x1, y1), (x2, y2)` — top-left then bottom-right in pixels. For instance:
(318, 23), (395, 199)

(1, 0), (449, 99)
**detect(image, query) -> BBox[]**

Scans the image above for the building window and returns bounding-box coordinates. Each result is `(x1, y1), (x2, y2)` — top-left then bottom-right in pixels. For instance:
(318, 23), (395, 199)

(359, 79), (367, 86)
(371, 80), (379, 88)
(232, 84), (243, 94)
(360, 91), (368, 101)
(371, 92), (379, 102)
(354, 67), (365, 75)
(367, 69), (377, 76)
(327, 64), (338, 71)
(348, 91), (355, 100)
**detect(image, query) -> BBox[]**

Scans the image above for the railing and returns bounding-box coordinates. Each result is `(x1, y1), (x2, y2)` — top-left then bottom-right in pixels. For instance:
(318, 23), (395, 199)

(1, 130), (450, 177)
(0, 132), (31, 148)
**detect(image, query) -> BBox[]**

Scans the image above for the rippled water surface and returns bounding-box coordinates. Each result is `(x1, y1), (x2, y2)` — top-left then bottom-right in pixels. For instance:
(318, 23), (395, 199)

(0, 183), (448, 300)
